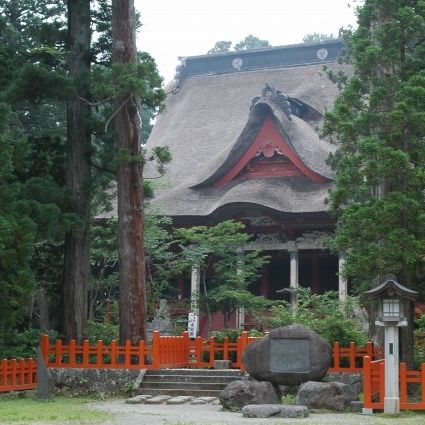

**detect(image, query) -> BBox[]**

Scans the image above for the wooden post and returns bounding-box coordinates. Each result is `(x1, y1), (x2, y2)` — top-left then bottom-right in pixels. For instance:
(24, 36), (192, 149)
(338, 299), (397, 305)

(10, 360), (16, 387)
(110, 340), (117, 367)
(182, 331), (190, 365)
(209, 337), (216, 368)
(399, 362), (408, 404)
(152, 331), (161, 368)
(363, 356), (372, 408)
(69, 339), (76, 367)
(82, 340), (90, 367)
(333, 342), (340, 371)
(55, 340), (62, 366)
(349, 342), (356, 370)
(1, 359), (7, 387)
(138, 340), (145, 367)
(40, 334), (49, 365)
(96, 340), (103, 367)
(124, 340), (132, 367)
(195, 336), (203, 366)
(422, 363), (425, 403)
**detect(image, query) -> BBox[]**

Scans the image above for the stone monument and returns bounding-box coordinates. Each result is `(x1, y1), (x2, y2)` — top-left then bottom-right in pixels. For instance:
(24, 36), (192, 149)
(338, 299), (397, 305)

(242, 324), (331, 386)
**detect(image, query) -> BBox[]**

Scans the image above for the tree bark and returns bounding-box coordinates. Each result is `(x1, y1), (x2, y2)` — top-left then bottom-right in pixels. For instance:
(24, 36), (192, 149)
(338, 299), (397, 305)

(62, 0), (91, 342)
(112, 0), (147, 344)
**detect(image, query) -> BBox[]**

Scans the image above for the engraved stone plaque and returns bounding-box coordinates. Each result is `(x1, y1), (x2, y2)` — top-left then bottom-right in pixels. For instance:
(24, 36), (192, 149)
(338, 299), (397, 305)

(269, 338), (310, 373)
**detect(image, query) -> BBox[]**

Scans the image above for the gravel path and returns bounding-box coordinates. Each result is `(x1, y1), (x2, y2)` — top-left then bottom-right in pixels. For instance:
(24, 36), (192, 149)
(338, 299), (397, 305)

(90, 399), (425, 425)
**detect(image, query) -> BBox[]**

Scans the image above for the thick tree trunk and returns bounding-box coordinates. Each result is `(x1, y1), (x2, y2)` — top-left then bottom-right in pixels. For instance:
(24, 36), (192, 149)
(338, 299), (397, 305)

(62, 0), (91, 342)
(112, 0), (147, 344)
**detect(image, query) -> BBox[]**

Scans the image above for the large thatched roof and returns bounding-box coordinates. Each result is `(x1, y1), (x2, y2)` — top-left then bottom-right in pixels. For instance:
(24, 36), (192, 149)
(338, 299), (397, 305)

(145, 41), (349, 222)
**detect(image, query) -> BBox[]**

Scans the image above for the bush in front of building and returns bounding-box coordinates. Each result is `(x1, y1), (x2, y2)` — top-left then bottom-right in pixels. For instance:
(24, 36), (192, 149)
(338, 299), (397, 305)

(269, 287), (368, 346)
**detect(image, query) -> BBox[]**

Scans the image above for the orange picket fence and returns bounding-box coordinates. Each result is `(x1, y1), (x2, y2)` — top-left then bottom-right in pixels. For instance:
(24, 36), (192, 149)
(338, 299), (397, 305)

(41, 332), (381, 373)
(363, 356), (425, 411)
(0, 358), (37, 393)
(329, 341), (383, 372)
(40, 331), (258, 370)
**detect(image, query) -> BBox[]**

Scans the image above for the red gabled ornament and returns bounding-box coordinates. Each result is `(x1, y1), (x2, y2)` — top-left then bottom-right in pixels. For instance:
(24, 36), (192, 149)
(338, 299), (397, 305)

(214, 116), (328, 187)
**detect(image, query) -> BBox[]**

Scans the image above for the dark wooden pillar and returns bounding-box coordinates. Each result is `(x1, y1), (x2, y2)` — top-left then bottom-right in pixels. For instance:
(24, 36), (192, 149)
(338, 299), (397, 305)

(311, 254), (320, 293)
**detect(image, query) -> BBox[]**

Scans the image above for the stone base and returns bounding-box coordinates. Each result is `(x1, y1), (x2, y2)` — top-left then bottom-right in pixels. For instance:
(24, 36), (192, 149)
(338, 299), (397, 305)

(384, 397), (400, 414)
(242, 404), (308, 418)
(214, 360), (231, 369)
(362, 407), (373, 415)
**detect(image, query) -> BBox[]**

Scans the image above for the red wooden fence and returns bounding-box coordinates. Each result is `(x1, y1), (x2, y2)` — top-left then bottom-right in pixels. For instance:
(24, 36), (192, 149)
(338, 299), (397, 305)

(363, 356), (425, 411)
(0, 358), (37, 393)
(0, 333), (386, 393)
(329, 341), (383, 372)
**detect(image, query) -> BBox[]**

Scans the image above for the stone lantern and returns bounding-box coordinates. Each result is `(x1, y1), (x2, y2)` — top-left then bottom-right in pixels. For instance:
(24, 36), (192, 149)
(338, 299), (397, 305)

(363, 274), (418, 414)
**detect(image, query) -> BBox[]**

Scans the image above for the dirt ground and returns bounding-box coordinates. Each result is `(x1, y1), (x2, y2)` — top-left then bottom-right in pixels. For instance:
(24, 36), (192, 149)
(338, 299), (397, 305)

(89, 399), (425, 425)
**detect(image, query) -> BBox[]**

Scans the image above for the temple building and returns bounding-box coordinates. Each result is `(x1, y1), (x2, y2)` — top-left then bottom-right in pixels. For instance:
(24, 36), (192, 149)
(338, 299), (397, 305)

(146, 40), (350, 335)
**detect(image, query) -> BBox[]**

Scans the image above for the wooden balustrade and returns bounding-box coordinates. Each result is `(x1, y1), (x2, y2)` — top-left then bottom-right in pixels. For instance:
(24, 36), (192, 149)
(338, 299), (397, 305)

(329, 341), (382, 372)
(0, 358), (37, 392)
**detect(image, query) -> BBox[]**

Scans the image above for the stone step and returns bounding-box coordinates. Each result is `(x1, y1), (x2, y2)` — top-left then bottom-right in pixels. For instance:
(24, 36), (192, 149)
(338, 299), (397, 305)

(142, 374), (239, 384)
(139, 381), (228, 390)
(146, 368), (242, 377)
(136, 388), (224, 397)
(134, 368), (243, 398)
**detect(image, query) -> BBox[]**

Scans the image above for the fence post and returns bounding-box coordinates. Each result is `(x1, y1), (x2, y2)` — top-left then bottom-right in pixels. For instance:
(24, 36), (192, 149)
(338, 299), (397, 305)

(96, 340), (103, 367)
(399, 362), (407, 404)
(110, 340), (117, 367)
(28, 358), (35, 385)
(10, 359), (16, 387)
(69, 339), (76, 367)
(182, 331), (190, 366)
(152, 331), (161, 368)
(239, 331), (249, 371)
(422, 363), (425, 404)
(209, 337), (216, 368)
(55, 339), (62, 366)
(363, 355), (372, 408)
(349, 341), (356, 370)
(18, 359), (25, 385)
(40, 334), (49, 365)
(138, 340), (146, 367)
(195, 336), (203, 366)
(223, 337), (229, 361)
(366, 341), (373, 359)
(1, 359), (7, 386)
(333, 342), (340, 371)
(124, 340), (132, 367)
(82, 340), (90, 367)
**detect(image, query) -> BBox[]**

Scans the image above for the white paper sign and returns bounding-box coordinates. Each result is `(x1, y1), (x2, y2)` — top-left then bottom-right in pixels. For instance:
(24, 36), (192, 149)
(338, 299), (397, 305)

(188, 312), (199, 338)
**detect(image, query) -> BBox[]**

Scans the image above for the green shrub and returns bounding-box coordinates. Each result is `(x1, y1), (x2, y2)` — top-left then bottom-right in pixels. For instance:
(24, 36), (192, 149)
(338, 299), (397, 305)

(86, 320), (119, 345)
(269, 287), (368, 346)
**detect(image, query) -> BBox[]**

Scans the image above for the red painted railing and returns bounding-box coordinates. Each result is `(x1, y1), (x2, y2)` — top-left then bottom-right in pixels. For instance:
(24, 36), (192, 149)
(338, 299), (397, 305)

(363, 356), (385, 409)
(329, 341), (383, 372)
(0, 358), (37, 392)
(363, 356), (425, 411)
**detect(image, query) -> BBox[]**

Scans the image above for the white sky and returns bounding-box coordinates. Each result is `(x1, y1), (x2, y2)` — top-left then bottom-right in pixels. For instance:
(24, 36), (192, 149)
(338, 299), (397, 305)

(135, 0), (361, 83)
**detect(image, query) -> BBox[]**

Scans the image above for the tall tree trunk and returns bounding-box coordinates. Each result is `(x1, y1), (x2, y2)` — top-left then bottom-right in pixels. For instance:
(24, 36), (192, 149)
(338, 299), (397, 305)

(112, 0), (147, 344)
(62, 0), (91, 342)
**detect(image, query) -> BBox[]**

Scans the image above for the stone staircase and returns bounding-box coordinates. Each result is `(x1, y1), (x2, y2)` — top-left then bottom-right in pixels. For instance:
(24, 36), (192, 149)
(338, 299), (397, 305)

(136, 368), (243, 398)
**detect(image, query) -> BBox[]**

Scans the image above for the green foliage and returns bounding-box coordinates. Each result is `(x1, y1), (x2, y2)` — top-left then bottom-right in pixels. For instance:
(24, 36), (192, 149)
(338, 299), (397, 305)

(175, 221), (271, 327)
(269, 288), (368, 346)
(207, 40), (232, 54)
(302, 33), (336, 43)
(322, 0), (425, 291)
(86, 320), (119, 345)
(281, 394), (296, 405)
(210, 328), (242, 342)
(207, 35), (271, 54)
(234, 35), (271, 51)
(91, 56), (165, 108)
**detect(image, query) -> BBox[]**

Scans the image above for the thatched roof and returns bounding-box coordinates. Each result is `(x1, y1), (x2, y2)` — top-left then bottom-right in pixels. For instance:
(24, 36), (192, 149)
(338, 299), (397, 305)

(145, 41), (350, 221)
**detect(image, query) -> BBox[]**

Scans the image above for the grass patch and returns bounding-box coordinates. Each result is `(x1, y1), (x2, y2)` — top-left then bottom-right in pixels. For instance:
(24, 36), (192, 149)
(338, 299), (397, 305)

(0, 396), (109, 424)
